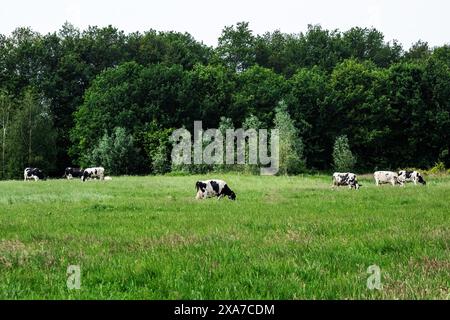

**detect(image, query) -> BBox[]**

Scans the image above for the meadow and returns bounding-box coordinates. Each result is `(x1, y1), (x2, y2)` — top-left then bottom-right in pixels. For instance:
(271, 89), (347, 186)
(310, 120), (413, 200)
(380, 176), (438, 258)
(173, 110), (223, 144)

(0, 174), (448, 299)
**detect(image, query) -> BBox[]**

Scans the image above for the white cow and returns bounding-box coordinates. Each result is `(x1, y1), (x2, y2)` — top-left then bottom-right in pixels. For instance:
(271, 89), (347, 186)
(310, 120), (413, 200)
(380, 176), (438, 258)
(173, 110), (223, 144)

(374, 171), (403, 186)
(398, 170), (426, 185)
(332, 172), (361, 189)
(24, 167), (45, 181)
(81, 167), (105, 182)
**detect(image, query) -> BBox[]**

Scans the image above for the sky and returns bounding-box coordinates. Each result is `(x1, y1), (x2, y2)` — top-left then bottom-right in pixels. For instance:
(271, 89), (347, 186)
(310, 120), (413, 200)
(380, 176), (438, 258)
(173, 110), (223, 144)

(0, 0), (449, 48)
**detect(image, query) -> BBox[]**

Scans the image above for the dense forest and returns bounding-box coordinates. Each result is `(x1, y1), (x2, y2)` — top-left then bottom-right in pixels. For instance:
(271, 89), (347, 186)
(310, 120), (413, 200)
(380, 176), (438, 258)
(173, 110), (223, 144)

(0, 22), (449, 178)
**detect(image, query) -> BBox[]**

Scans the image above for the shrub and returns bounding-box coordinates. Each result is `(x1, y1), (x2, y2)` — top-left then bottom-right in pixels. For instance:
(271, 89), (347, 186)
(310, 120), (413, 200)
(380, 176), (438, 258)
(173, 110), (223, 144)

(332, 135), (356, 172)
(274, 101), (307, 175)
(84, 127), (141, 175)
(426, 162), (446, 175)
(142, 122), (173, 174)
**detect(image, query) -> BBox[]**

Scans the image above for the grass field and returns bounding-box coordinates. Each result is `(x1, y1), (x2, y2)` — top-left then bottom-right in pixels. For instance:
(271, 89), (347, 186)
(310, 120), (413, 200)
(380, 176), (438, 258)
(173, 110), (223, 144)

(0, 174), (448, 299)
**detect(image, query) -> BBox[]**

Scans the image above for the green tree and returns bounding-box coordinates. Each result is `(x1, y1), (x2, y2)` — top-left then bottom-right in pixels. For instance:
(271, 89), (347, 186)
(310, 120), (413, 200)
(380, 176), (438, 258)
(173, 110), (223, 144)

(70, 62), (188, 164)
(274, 101), (306, 175)
(404, 41), (431, 61)
(332, 135), (356, 172)
(330, 59), (390, 169)
(233, 65), (287, 127)
(7, 89), (57, 178)
(285, 67), (330, 169)
(0, 90), (13, 179)
(84, 127), (140, 175)
(214, 116), (234, 172)
(217, 22), (255, 72)
(186, 64), (236, 128)
(242, 114), (263, 174)
(141, 121), (173, 174)
(342, 27), (402, 67)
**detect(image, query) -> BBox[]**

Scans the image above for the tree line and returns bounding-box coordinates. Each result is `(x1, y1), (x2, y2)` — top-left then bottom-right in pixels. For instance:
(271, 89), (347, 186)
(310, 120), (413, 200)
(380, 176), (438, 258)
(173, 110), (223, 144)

(0, 22), (449, 178)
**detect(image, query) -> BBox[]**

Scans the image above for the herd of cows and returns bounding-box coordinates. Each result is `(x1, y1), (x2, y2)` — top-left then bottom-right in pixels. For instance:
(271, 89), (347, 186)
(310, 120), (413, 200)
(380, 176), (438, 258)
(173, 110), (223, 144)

(332, 170), (426, 190)
(24, 167), (106, 182)
(194, 170), (427, 200)
(22, 167), (426, 201)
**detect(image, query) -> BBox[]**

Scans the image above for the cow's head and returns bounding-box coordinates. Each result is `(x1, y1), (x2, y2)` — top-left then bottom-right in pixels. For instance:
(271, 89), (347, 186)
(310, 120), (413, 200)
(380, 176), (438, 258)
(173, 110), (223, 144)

(417, 173), (426, 185)
(349, 179), (361, 189)
(228, 191), (236, 200)
(81, 171), (91, 182)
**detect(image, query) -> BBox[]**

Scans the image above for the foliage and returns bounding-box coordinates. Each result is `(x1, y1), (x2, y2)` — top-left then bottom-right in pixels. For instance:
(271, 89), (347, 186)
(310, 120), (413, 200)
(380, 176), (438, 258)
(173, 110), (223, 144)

(274, 101), (306, 175)
(141, 121), (173, 174)
(332, 135), (356, 172)
(217, 22), (255, 72)
(83, 127), (140, 175)
(426, 162), (447, 175)
(0, 22), (449, 177)
(6, 89), (57, 178)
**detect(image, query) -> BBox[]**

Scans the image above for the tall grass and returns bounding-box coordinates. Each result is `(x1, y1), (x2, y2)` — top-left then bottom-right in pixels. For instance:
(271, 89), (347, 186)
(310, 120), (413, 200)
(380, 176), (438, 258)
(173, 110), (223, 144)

(0, 175), (448, 299)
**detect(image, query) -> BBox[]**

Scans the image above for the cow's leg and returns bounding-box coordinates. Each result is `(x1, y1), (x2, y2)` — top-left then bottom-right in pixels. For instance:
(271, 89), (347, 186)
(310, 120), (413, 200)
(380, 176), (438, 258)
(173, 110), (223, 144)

(375, 179), (379, 186)
(217, 194), (224, 200)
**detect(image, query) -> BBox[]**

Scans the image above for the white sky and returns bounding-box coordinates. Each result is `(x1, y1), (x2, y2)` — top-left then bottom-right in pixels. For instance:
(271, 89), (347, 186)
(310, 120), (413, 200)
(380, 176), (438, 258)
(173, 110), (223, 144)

(0, 0), (449, 48)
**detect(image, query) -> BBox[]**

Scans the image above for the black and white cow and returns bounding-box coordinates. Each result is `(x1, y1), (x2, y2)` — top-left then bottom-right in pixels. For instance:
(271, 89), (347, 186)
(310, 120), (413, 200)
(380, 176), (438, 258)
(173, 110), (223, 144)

(24, 167), (45, 181)
(195, 179), (236, 200)
(332, 172), (361, 189)
(81, 167), (105, 182)
(63, 167), (84, 180)
(398, 170), (426, 185)
(374, 171), (403, 186)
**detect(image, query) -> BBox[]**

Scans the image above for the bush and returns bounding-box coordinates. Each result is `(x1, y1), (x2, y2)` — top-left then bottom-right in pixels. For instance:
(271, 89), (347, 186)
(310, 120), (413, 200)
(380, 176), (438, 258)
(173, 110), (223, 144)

(274, 101), (306, 175)
(151, 144), (171, 174)
(142, 122), (173, 174)
(84, 127), (141, 175)
(332, 135), (356, 172)
(426, 162), (446, 175)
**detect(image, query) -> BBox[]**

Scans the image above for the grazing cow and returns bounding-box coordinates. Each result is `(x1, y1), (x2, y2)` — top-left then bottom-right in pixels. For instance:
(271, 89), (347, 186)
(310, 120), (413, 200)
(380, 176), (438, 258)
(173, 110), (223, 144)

(332, 172), (361, 189)
(24, 167), (45, 181)
(64, 167), (84, 180)
(81, 167), (105, 182)
(398, 170), (426, 185)
(195, 179), (236, 200)
(374, 171), (403, 186)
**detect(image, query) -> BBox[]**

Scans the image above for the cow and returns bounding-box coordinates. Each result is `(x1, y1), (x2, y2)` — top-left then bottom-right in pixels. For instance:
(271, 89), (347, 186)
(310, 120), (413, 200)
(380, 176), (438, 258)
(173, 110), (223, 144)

(195, 179), (236, 200)
(374, 171), (403, 186)
(81, 167), (105, 182)
(398, 170), (426, 185)
(332, 172), (361, 189)
(24, 167), (45, 181)
(63, 167), (84, 180)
